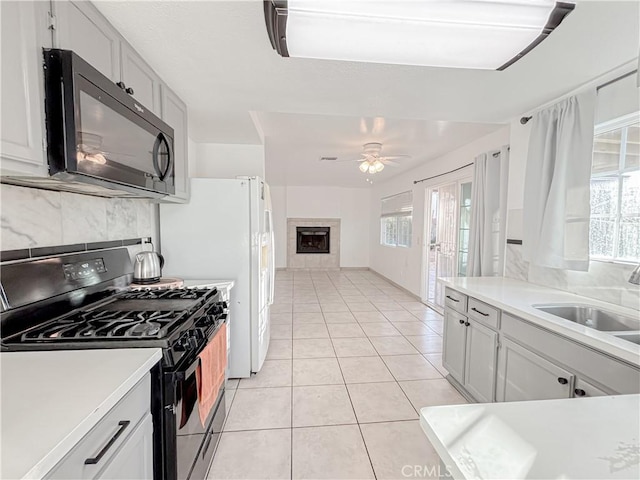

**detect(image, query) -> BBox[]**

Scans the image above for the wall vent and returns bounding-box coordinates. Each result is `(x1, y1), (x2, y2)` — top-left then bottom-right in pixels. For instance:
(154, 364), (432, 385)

(319, 156), (338, 162)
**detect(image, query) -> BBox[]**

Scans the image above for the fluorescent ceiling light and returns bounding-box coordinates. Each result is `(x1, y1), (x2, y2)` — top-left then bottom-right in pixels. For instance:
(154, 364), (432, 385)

(264, 1), (575, 70)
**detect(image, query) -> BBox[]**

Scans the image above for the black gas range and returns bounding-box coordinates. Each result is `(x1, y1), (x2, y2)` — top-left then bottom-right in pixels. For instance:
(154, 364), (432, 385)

(0, 248), (227, 480)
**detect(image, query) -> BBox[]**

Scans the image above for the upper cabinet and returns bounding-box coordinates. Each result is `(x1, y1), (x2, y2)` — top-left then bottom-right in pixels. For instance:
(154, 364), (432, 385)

(52, 1), (121, 82)
(2, 0), (188, 201)
(120, 42), (162, 116)
(0, 1), (50, 176)
(161, 85), (190, 202)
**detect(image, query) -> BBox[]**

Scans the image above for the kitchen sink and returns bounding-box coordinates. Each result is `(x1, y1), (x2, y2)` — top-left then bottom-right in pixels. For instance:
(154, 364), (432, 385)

(533, 304), (640, 332)
(611, 332), (640, 345)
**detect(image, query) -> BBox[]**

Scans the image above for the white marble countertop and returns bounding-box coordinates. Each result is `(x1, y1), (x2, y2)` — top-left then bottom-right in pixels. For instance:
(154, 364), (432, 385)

(183, 279), (235, 290)
(440, 277), (640, 366)
(0, 348), (162, 480)
(420, 394), (640, 480)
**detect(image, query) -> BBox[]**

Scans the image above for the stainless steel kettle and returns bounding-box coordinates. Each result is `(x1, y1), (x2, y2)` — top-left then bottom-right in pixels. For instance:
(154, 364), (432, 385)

(133, 251), (164, 284)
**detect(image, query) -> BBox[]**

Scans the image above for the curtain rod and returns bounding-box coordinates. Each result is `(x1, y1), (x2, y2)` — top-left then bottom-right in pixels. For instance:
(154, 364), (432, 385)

(520, 68), (638, 125)
(413, 149), (507, 184)
(414, 162), (473, 184)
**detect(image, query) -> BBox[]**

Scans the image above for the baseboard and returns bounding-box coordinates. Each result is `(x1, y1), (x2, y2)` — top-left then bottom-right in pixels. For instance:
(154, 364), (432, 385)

(444, 374), (478, 404)
(368, 268), (422, 302)
(279, 266), (370, 272)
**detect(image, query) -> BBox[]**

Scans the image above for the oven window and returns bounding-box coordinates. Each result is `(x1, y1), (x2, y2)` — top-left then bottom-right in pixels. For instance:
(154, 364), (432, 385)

(77, 91), (159, 175)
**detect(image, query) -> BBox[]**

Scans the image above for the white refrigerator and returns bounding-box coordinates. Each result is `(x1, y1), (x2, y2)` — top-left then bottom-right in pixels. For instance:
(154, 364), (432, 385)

(160, 177), (275, 378)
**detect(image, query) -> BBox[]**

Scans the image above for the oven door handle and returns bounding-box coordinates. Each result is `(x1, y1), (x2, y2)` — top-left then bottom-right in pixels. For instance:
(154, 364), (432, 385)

(174, 357), (201, 381)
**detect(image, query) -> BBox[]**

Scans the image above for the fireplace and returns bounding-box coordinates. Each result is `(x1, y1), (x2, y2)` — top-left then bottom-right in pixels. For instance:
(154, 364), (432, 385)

(296, 226), (330, 254)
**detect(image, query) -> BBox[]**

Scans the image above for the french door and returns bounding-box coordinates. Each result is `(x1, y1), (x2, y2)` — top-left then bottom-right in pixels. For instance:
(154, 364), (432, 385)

(422, 178), (472, 312)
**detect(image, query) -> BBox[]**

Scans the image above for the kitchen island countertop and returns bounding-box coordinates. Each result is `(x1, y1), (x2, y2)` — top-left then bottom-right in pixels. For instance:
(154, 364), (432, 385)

(0, 348), (162, 480)
(420, 394), (640, 480)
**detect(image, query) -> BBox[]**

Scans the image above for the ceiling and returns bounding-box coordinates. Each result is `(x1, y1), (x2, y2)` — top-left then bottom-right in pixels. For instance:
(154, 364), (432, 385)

(94, 1), (639, 185)
(258, 112), (503, 186)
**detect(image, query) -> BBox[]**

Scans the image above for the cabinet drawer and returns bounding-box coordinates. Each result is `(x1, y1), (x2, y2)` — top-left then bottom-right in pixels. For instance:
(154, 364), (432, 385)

(467, 298), (500, 330)
(445, 288), (467, 314)
(46, 374), (151, 479)
(501, 313), (640, 395)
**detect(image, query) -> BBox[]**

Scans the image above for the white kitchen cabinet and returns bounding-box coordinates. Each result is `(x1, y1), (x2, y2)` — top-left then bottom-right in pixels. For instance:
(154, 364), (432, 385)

(0, 1), (49, 176)
(573, 377), (609, 398)
(442, 309), (467, 384)
(52, 1), (121, 82)
(464, 320), (498, 402)
(94, 414), (153, 480)
(496, 337), (574, 402)
(160, 84), (190, 203)
(45, 374), (152, 480)
(120, 41), (162, 116)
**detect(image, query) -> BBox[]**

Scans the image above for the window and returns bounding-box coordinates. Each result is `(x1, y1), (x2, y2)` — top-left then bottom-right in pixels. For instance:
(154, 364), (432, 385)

(380, 191), (412, 247)
(590, 113), (640, 262)
(458, 181), (472, 276)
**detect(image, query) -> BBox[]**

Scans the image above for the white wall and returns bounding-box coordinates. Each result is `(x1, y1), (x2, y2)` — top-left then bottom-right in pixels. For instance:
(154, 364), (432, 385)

(504, 73), (640, 309)
(271, 186), (371, 268)
(193, 143), (265, 179)
(369, 127), (511, 296)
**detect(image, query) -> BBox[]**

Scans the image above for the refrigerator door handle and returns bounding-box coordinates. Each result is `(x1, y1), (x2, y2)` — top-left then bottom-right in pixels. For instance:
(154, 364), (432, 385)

(267, 210), (275, 306)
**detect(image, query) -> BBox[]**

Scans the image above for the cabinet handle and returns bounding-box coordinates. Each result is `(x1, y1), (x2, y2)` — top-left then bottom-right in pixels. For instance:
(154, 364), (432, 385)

(125, 87), (134, 95)
(84, 420), (130, 465)
(116, 81), (126, 90)
(471, 307), (489, 317)
(458, 319), (465, 325)
(446, 295), (459, 303)
(557, 377), (568, 385)
(574, 388), (586, 397)
(464, 322), (470, 327)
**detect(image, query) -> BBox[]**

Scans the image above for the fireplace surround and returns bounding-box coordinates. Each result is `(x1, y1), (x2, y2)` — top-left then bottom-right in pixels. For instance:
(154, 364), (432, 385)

(287, 218), (340, 269)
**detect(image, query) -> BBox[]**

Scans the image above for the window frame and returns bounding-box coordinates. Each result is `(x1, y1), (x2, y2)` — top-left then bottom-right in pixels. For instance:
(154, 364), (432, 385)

(380, 191), (413, 248)
(589, 112), (640, 264)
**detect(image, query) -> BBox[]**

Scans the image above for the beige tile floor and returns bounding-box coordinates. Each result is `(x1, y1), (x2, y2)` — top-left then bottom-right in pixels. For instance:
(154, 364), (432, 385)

(209, 270), (467, 480)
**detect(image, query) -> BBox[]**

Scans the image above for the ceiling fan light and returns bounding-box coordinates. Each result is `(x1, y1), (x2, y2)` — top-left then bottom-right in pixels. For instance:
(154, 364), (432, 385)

(359, 161), (369, 173)
(373, 160), (385, 172)
(368, 164), (377, 174)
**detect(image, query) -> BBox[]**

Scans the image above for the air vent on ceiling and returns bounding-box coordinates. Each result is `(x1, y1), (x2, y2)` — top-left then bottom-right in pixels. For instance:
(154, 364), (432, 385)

(319, 156), (338, 162)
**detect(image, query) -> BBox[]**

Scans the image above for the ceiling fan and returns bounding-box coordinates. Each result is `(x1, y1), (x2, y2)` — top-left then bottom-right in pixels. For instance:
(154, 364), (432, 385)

(337, 142), (410, 174)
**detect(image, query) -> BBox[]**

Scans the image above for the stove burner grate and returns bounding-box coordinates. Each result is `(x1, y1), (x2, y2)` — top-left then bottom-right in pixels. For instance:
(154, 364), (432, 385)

(120, 287), (213, 301)
(22, 309), (190, 341)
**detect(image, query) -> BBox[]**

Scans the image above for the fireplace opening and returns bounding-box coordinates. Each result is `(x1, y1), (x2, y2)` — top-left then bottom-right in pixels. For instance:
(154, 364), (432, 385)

(296, 227), (330, 254)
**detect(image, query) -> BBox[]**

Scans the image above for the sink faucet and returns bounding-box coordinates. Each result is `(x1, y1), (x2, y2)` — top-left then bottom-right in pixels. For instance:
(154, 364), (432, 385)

(629, 264), (640, 285)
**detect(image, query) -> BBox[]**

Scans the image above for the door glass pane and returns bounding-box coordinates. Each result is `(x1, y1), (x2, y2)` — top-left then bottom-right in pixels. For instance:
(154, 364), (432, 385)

(458, 182), (472, 276)
(590, 176), (619, 215)
(592, 129), (621, 174)
(78, 91), (157, 174)
(426, 191), (439, 305)
(589, 218), (616, 258)
(621, 170), (640, 216)
(625, 124), (640, 170)
(618, 217), (640, 260)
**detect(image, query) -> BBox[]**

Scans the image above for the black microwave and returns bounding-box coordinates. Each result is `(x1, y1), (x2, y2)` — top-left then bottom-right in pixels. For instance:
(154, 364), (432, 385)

(43, 49), (174, 197)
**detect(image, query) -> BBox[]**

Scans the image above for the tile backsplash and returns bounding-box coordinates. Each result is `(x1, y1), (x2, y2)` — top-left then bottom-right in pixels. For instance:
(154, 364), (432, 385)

(1, 184), (156, 251)
(505, 243), (640, 310)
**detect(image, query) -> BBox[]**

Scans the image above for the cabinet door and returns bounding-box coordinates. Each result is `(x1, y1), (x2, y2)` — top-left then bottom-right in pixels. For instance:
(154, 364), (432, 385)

(464, 320), (497, 403)
(120, 41), (161, 115)
(95, 414), (153, 480)
(0, 1), (48, 175)
(442, 309), (467, 384)
(160, 85), (189, 202)
(496, 337), (573, 402)
(53, 1), (121, 82)
(573, 378), (609, 398)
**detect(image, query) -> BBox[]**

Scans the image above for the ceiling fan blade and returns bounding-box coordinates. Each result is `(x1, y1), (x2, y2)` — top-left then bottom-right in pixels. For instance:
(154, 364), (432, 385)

(382, 160), (401, 166)
(380, 155), (410, 160)
(334, 158), (366, 163)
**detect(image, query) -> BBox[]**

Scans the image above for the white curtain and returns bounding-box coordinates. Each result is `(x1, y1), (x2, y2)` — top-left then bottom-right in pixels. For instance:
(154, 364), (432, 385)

(468, 145), (509, 276)
(522, 90), (596, 271)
